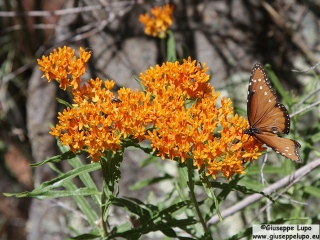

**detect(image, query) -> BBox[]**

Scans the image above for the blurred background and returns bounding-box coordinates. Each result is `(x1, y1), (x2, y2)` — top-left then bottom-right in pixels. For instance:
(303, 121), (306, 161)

(0, 0), (320, 239)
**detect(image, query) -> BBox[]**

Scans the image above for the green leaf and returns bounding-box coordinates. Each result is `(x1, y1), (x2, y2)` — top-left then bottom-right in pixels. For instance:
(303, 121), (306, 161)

(227, 226), (253, 240)
(167, 30), (177, 62)
(50, 164), (100, 228)
(157, 200), (191, 218)
(212, 181), (275, 203)
(4, 163), (101, 198)
(100, 150), (123, 196)
(199, 168), (222, 221)
(100, 150), (124, 223)
(111, 197), (152, 222)
(68, 230), (101, 239)
(57, 142), (101, 204)
(178, 161), (190, 188)
(238, 178), (263, 190)
(139, 155), (159, 168)
(56, 141), (101, 226)
(23, 188), (100, 200)
(30, 150), (77, 167)
(67, 158), (101, 205)
(109, 218), (197, 239)
(129, 174), (172, 190)
(310, 131), (320, 142)
(133, 75), (146, 92)
(181, 45), (190, 60)
(234, 106), (247, 116)
(303, 186), (320, 198)
(56, 97), (73, 108)
(245, 165), (289, 175)
(265, 64), (292, 105)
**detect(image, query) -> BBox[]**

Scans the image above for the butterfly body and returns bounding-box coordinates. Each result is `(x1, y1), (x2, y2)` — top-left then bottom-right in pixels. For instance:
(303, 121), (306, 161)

(244, 63), (301, 162)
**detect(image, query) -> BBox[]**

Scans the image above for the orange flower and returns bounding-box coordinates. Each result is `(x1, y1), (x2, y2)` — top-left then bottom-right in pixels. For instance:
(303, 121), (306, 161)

(139, 4), (174, 38)
(139, 57), (211, 99)
(40, 47), (264, 179)
(37, 46), (91, 90)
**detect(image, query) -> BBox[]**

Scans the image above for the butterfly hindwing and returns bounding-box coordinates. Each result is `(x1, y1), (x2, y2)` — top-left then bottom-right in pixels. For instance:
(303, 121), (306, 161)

(257, 103), (290, 134)
(254, 132), (302, 163)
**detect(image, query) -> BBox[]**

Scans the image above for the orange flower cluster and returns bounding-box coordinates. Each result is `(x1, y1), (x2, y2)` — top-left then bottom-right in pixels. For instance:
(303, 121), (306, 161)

(38, 47), (264, 179)
(37, 46), (91, 90)
(139, 4), (174, 38)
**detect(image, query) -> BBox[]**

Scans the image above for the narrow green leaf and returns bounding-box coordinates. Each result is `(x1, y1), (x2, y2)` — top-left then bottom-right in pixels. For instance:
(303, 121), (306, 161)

(167, 30), (177, 62)
(310, 131), (320, 142)
(139, 155), (159, 168)
(63, 180), (100, 229)
(227, 226), (253, 240)
(245, 165), (289, 175)
(28, 188), (100, 199)
(57, 142), (101, 205)
(109, 218), (197, 238)
(160, 228), (177, 238)
(100, 150), (123, 196)
(129, 174), (172, 190)
(238, 178), (263, 190)
(199, 169), (222, 221)
(303, 186), (320, 198)
(100, 150), (124, 223)
(49, 162), (100, 228)
(265, 64), (292, 105)
(40, 163), (101, 191)
(111, 197), (152, 222)
(181, 45), (190, 60)
(212, 181), (275, 202)
(178, 161), (189, 187)
(68, 230), (101, 240)
(29, 150), (77, 167)
(56, 97), (73, 108)
(4, 163), (101, 198)
(133, 75), (146, 91)
(158, 200), (191, 217)
(234, 106), (247, 116)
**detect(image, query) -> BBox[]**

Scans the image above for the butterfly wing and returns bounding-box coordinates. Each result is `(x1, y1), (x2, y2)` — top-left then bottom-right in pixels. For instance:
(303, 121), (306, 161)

(246, 63), (301, 162)
(247, 63), (290, 134)
(253, 131), (301, 162)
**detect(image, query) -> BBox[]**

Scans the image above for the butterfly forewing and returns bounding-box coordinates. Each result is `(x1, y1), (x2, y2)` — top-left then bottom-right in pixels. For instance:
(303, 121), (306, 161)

(247, 64), (290, 134)
(254, 132), (302, 162)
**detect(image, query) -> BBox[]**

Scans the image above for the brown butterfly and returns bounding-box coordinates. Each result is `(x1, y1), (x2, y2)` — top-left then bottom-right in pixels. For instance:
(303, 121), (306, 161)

(244, 63), (301, 162)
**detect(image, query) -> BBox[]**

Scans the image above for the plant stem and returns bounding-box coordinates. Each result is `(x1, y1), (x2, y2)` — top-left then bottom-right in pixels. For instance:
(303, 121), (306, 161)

(186, 159), (210, 234)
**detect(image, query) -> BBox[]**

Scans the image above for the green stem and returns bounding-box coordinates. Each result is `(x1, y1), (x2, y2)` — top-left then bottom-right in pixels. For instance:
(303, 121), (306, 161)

(101, 185), (108, 237)
(186, 159), (209, 234)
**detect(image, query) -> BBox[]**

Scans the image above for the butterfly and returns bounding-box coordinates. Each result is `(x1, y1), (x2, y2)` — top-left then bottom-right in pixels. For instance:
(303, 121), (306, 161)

(244, 63), (301, 162)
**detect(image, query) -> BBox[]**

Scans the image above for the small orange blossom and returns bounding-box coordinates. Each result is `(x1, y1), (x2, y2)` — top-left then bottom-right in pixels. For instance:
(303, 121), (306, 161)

(139, 4), (174, 38)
